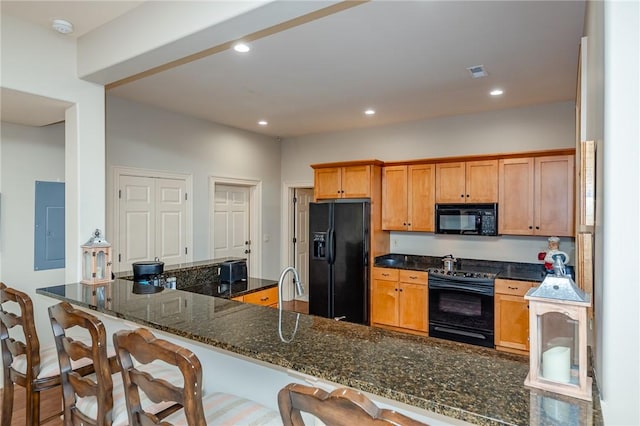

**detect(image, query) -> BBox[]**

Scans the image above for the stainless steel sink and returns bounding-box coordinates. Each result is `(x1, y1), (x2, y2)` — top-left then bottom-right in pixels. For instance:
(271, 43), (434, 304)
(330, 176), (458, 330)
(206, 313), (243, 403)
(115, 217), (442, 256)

(376, 258), (404, 267)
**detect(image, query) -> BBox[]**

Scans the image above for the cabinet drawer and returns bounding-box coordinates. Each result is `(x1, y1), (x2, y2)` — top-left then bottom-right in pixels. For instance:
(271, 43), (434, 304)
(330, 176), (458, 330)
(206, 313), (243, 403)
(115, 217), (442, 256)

(243, 286), (278, 306)
(372, 267), (399, 281)
(495, 279), (536, 296)
(399, 270), (428, 285)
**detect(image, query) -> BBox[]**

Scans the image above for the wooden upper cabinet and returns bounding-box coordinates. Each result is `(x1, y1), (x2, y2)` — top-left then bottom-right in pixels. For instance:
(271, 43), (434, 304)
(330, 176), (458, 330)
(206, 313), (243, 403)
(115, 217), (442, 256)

(313, 165), (372, 199)
(408, 165), (436, 231)
(466, 160), (499, 202)
(381, 166), (408, 230)
(314, 167), (342, 199)
(435, 160), (498, 203)
(499, 155), (574, 236)
(341, 165), (372, 198)
(499, 158), (535, 235)
(382, 164), (435, 231)
(535, 155), (575, 236)
(435, 162), (466, 203)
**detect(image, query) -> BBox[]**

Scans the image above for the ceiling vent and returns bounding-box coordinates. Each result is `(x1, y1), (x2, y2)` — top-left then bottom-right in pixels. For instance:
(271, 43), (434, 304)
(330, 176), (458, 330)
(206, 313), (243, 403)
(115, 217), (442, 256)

(467, 65), (488, 79)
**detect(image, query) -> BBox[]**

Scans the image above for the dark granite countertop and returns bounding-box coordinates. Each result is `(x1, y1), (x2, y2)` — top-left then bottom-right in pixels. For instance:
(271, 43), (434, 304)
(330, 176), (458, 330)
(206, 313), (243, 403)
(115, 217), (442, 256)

(374, 254), (575, 283)
(117, 258), (276, 299)
(36, 279), (601, 426)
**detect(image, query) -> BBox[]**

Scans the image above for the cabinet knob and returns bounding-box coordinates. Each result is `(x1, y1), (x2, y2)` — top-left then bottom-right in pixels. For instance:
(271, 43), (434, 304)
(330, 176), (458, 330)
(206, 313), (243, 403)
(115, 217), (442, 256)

(409, 276), (418, 279)
(508, 286), (518, 290)
(535, 226), (540, 230)
(529, 226), (533, 229)
(407, 223), (411, 226)
(460, 194), (464, 198)
(466, 194), (470, 198)
(403, 222), (407, 226)
(260, 297), (269, 302)
(382, 273), (389, 277)
(399, 288), (403, 292)
(394, 288), (398, 292)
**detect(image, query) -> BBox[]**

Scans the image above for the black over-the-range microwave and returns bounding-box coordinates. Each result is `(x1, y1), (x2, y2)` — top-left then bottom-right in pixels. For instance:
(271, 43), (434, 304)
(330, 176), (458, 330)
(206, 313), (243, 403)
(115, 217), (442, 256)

(435, 203), (498, 236)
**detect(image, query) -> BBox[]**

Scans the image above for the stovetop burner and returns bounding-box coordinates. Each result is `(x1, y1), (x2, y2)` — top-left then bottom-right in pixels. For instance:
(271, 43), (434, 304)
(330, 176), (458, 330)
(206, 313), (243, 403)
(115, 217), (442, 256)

(428, 268), (497, 282)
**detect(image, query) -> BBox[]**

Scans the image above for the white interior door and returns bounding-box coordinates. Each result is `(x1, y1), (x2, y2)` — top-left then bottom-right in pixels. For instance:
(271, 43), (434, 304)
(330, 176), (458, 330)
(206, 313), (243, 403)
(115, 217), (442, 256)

(119, 175), (155, 272)
(117, 174), (189, 272)
(155, 178), (188, 266)
(294, 188), (313, 301)
(214, 185), (250, 267)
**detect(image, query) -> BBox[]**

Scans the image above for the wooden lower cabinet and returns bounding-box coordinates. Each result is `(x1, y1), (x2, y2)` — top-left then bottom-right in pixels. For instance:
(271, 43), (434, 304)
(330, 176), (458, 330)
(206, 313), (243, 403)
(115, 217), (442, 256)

(494, 278), (536, 354)
(233, 286), (278, 308)
(371, 267), (428, 334)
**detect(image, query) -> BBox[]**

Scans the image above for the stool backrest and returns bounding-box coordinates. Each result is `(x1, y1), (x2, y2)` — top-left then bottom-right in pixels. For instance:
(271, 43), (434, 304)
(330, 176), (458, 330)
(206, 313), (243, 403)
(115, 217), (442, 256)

(113, 327), (205, 426)
(278, 383), (429, 426)
(0, 283), (42, 382)
(49, 302), (114, 426)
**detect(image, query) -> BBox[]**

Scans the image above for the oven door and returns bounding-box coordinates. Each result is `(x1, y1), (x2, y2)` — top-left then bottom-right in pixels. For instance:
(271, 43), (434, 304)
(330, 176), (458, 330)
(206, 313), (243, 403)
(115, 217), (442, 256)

(428, 276), (495, 347)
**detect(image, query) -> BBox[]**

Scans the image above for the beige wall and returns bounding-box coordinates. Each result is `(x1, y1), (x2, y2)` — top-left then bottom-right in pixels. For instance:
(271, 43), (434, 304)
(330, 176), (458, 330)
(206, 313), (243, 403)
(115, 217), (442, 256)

(105, 96), (283, 279)
(598, 1), (640, 423)
(282, 101), (575, 263)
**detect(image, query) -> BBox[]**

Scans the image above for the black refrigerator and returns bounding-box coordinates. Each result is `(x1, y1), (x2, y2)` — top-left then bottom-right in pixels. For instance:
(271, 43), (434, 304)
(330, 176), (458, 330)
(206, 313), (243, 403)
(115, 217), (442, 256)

(308, 200), (369, 325)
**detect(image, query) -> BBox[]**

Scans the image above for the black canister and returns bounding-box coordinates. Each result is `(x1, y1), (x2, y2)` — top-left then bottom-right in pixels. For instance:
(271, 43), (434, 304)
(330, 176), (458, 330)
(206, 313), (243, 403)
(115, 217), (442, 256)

(132, 261), (164, 281)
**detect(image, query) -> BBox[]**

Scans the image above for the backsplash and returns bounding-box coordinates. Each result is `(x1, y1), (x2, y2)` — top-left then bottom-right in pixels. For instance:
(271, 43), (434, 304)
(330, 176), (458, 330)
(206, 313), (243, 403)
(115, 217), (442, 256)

(391, 232), (575, 265)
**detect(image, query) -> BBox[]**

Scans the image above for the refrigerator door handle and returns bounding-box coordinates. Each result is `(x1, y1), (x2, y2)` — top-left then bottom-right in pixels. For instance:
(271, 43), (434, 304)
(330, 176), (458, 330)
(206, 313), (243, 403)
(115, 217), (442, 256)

(327, 228), (335, 265)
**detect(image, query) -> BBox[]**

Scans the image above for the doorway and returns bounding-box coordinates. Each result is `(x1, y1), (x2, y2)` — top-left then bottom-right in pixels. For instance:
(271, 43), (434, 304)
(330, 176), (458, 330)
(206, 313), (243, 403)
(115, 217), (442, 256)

(284, 185), (314, 302)
(111, 167), (193, 273)
(209, 177), (261, 279)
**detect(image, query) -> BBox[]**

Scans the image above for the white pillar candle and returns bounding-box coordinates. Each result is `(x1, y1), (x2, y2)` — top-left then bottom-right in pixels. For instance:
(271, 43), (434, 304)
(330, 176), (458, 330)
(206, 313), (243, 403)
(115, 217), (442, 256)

(542, 346), (571, 383)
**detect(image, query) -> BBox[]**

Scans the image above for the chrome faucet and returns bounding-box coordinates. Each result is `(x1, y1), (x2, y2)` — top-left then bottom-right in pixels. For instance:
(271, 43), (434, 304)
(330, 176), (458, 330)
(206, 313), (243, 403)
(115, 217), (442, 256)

(278, 266), (304, 343)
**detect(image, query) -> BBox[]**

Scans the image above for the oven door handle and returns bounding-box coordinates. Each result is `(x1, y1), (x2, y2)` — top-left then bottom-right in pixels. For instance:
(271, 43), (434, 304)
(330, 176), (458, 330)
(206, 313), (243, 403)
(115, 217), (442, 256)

(428, 281), (494, 296)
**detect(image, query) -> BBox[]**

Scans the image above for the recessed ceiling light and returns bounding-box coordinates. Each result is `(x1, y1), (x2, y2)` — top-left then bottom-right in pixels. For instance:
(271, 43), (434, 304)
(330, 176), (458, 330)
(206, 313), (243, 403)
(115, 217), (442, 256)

(258, 120), (268, 126)
(364, 109), (376, 116)
(233, 43), (250, 53)
(52, 19), (74, 35)
(490, 89), (504, 96)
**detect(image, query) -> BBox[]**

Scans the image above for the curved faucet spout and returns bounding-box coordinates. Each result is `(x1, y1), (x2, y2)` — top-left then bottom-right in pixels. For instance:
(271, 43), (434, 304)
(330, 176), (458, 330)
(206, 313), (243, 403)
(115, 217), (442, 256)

(278, 266), (304, 298)
(278, 266), (303, 343)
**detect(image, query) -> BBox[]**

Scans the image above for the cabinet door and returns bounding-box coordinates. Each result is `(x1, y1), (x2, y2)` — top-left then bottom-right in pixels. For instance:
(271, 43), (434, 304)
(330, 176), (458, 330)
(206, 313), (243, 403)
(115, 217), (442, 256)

(466, 160), (498, 202)
(435, 162), (466, 203)
(495, 293), (530, 352)
(534, 155), (575, 237)
(382, 166), (408, 230)
(371, 279), (399, 326)
(499, 158), (535, 235)
(314, 168), (342, 199)
(408, 164), (435, 231)
(243, 286), (278, 307)
(398, 282), (428, 331)
(342, 165), (371, 198)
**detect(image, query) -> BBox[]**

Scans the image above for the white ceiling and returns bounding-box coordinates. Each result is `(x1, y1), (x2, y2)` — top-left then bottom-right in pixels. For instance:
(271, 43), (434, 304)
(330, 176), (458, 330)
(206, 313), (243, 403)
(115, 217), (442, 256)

(2, 1), (585, 138)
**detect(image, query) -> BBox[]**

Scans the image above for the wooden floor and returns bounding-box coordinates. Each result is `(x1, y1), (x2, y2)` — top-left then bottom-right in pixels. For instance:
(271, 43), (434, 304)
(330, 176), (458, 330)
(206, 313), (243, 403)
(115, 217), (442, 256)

(0, 300), (309, 425)
(0, 386), (64, 426)
(280, 299), (309, 314)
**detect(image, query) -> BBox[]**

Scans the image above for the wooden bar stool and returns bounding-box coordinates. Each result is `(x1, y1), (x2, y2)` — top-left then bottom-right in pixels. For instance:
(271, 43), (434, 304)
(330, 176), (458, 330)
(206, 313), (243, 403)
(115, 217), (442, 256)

(0, 283), (96, 426)
(278, 383), (429, 426)
(48, 302), (186, 426)
(113, 327), (281, 425)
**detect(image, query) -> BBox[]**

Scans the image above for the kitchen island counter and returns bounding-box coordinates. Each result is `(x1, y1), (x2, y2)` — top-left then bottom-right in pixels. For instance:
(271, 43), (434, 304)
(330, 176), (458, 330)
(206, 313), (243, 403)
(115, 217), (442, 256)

(37, 279), (601, 426)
